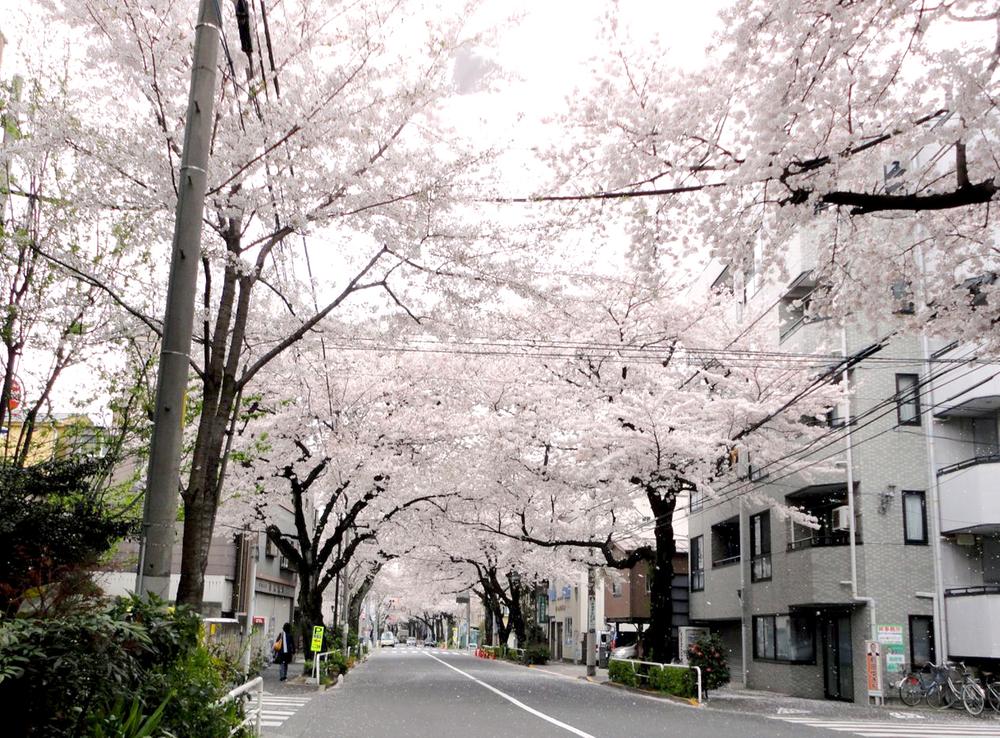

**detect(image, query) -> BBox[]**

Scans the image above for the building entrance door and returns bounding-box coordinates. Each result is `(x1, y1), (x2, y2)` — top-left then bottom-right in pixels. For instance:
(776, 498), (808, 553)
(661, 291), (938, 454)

(549, 622), (563, 660)
(823, 614), (854, 701)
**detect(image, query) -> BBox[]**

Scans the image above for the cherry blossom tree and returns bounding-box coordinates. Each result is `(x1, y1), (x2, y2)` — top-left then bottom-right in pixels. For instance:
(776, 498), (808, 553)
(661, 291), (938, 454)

(537, 0), (1000, 348)
(221, 343), (480, 643)
(30, 0), (549, 608)
(462, 278), (840, 660)
(0, 74), (156, 471)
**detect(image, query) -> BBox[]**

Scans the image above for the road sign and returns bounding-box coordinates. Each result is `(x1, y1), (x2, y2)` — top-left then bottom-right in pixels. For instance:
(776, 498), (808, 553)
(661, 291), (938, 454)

(311, 625), (325, 652)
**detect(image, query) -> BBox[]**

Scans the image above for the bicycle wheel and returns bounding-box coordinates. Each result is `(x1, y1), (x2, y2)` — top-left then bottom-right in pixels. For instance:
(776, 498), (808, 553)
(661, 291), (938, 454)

(987, 682), (1000, 712)
(927, 682), (956, 710)
(899, 675), (925, 706)
(963, 683), (985, 716)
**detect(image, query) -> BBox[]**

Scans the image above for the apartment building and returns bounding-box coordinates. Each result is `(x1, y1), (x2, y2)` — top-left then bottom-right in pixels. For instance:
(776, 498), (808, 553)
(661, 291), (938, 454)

(688, 253), (945, 701)
(930, 342), (1000, 663)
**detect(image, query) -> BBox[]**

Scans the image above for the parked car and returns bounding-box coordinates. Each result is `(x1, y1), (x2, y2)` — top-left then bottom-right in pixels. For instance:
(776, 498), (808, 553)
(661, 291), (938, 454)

(379, 632), (396, 648)
(406, 636), (417, 646)
(610, 643), (638, 659)
(423, 637), (436, 647)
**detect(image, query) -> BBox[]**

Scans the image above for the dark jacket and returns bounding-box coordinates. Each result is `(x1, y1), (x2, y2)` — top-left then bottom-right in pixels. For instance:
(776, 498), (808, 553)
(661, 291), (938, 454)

(275, 629), (296, 664)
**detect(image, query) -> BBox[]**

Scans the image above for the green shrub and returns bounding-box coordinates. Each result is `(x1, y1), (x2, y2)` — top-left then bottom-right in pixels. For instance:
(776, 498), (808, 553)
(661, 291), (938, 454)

(0, 595), (243, 737)
(523, 644), (549, 665)
(648, 665), (695, 697)
(687, 633), (730, 692)
(86, 694), (172, 738)
(608, 659), (638, 687)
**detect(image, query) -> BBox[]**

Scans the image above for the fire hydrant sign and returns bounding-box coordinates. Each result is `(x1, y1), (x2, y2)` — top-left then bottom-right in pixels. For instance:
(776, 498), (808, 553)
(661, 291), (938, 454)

(311, 626), (325, 653)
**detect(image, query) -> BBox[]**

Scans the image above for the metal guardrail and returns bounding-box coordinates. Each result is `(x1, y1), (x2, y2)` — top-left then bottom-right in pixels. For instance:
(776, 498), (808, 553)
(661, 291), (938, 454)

(312, 650), (334, 683)
(608, 657), (703, 705)
(216, 675), (263, 737)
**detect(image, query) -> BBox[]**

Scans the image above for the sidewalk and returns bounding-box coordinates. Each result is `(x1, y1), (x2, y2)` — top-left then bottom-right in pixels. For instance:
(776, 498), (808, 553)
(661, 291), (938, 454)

(259, 656), (321, 696)
(528, 660), (1000, 726)
(704, 683), (1000, 725)
(520, 659), (611, 684)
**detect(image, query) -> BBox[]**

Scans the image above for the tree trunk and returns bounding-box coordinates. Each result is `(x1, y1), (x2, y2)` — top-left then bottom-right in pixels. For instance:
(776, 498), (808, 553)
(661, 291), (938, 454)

(297, 573), (324, 661)
(644, 490), (678, 662)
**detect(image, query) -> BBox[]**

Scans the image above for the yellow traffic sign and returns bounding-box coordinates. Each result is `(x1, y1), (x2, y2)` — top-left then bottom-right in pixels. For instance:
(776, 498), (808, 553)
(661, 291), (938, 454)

(311, 625), (325, 652)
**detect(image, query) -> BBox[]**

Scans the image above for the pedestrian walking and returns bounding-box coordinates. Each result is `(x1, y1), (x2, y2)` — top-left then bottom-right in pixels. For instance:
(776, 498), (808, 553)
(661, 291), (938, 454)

(274, 622), (296, 681)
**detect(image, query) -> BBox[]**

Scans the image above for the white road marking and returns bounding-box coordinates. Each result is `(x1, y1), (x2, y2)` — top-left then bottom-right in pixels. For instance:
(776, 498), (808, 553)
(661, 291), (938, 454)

(257, 692), (312, 729)
(424, 652), (596, 738)
(770, 715), (1000, 737)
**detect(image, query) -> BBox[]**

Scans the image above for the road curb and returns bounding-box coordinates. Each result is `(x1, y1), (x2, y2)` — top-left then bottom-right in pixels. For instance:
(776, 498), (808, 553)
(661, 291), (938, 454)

(605, 680), (703, 708)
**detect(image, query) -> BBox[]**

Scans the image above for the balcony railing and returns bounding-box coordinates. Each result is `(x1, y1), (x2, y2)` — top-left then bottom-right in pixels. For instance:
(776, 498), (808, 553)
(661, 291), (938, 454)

(945, 585), (1000, 597)
(712, 554), (741, 568)
(751, 554), (772, 582)
(938, 454), (1000, 477)
(787, 531), (859, 551)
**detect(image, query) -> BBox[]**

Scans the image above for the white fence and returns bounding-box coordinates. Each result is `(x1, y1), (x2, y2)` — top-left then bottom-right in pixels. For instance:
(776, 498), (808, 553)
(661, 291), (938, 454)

(216, 675), (263, 736)
(608, 657), (703, 704)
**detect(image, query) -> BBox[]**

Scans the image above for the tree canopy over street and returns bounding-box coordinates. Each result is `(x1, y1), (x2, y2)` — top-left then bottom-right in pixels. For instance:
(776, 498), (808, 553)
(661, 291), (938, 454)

(2, 0), (997, 670)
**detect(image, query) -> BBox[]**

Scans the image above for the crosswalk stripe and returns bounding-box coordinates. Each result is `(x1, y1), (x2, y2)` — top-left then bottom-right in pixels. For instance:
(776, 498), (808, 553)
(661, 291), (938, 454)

(770, 716), (1000, 737)
(248, 690), (314, 728)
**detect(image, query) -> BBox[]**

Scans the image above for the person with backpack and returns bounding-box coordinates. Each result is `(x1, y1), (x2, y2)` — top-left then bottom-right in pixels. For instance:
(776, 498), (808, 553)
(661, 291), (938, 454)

(274, 622), (296, 681)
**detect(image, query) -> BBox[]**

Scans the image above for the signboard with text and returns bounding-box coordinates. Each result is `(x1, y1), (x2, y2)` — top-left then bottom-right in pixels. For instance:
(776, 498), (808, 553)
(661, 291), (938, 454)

(865, 640), (884, 699)
(877, 624), (906, 675)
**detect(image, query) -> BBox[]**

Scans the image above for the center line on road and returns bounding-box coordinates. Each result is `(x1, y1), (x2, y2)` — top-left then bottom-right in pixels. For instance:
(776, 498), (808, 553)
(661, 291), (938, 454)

(424, 652), (596, 738)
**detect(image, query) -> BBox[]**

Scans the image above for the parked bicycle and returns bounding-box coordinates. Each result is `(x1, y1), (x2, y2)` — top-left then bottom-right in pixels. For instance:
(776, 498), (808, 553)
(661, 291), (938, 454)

(897, 662), (935, 706)
(961, 671), (1000, 716)
(926, 662), (973, 710)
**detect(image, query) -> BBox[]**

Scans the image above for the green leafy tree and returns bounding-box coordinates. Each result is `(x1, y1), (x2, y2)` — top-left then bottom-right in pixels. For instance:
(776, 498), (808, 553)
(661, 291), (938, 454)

(687, 633), (730, 693)
(0, 457), (134, 616)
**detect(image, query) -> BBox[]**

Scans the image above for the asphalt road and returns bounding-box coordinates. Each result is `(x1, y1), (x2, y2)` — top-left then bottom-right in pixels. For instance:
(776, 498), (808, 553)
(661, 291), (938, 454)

(272, 647), (835, 738)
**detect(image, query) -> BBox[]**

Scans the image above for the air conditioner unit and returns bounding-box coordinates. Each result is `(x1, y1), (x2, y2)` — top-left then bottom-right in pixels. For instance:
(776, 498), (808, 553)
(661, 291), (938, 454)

(832, 505), (851, 531)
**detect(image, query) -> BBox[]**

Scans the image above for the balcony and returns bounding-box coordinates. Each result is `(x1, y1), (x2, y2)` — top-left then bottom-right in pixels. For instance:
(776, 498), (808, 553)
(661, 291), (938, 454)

(778, 545), (858, 607)
(937, 456), (1000, 534)
(945, 586), (1000, 659)
(934, 346), (1000, 417)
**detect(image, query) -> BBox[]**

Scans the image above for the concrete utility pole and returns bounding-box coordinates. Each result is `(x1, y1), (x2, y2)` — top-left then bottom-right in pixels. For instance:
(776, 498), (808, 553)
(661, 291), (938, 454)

(341, 534), (351, 657)
(137, 0), (220, 598)
(586, 568), (596, 677)
(466, 589), (472, 649)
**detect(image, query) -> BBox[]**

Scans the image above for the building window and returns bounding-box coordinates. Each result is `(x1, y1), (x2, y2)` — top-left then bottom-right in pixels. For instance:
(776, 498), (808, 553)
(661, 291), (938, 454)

(903, 490), (928, 545)
(711, 516), (741, 567)
(690, 487), (704, 512)
(750, 511), (772, 582)
(690, 536), (704, 591)
(909, 615), (935, 667)
(786, 485), (859, 550)
(611, 579), (623, 598)
(753, 614), (814, 663)
(896, 374), (921, 425)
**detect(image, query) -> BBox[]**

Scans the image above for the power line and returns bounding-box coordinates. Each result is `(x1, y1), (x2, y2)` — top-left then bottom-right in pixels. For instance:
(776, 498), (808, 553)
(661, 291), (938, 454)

(619, 355), (996, 539)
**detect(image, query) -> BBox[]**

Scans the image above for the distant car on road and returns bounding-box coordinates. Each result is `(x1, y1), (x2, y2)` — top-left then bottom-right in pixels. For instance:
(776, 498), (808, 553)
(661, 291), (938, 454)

(610, 643), (637, 659)
(379, 632), (396, 648)
(406, 636), (417, 646)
